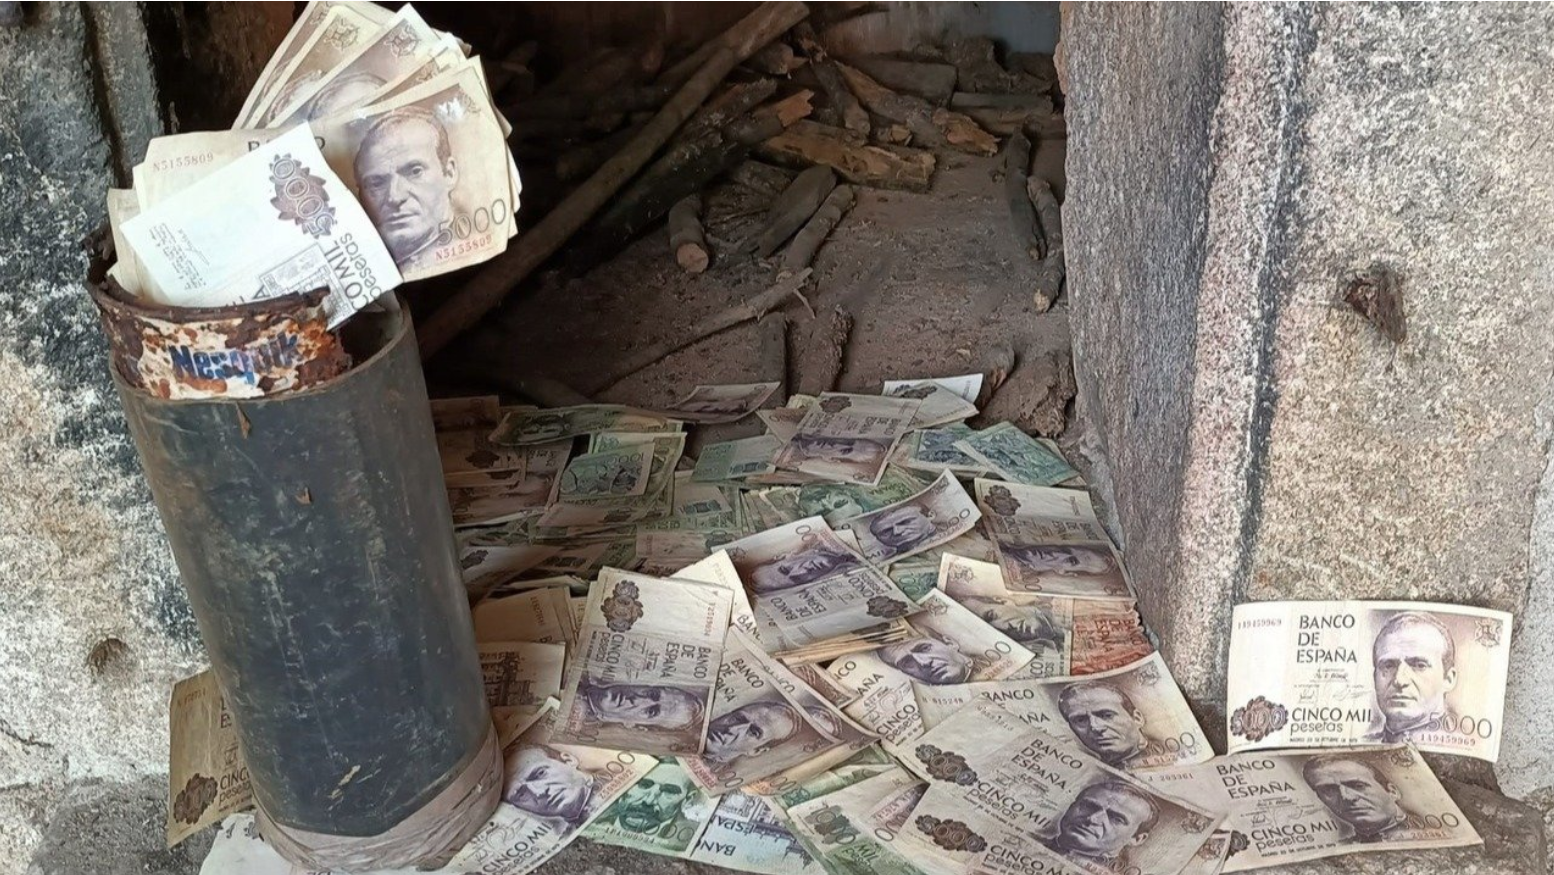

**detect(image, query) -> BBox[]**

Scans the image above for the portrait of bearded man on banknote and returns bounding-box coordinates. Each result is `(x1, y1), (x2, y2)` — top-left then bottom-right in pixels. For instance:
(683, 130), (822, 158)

(1040, 780), (1159, 874)
(597, 768), (698, 837)
(958, 595), (1066, 653)
(1057, 681), (1160, 770)
(354, 107), (461, 273)
(1363, 612), (1459, 744)
(877, 636), (976, 685)
(747, 544), (863, 595)
(505, 744), (599, 833)
(1301, 755), (1418, 843)
(578, 677), (707, 740)
(1001, 543), (1125, 593)
(702, 701), (803, 764)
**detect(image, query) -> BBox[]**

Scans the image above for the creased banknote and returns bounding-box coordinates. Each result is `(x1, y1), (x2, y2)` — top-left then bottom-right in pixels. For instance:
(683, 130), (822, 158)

(558, 445), (652, 500)
(841, 470), (981, 564)
(265, 5), (443, 127)
(797, 465), (932, 527)
(553, 568), (731, 755)
(479, 641), (567, 710)
(471, 587), (576, 647)
(758, 407), (808, 443)
(725, 517), (919, 653)
(449, 710), (656, 875)
(892, 698), (1223, 875)
(491, 405), (680, 446)
(660, 382), (782, 423)
(682, 630), (876, 794)
(885, 381), (979, 429)
(912, 652), (1212, 772)
(438, 428), (528, 486)
(774, 393), (922, 486)
(307, 63), (517, 281)
(1225, 600), (1513, 762)
(975, 479), (1133, 600)
(883, 374), (983, 404)
(901, 424), (990, 477)
(448, 440), (567, 528)
(167, 671), (252, 848)
(695, 435), (782, 482)
(785, 766), (933, 875)
(690, 790), (828, 875)
(122, 124), (401, 326)
(583, 757), (719, 859)
(538, 432), (686, 529)
(937, 554), (1153, 677)
(239, 3), (387, 127)
(955, 422), (1078, 486)
(1134, 746), (1481, 872)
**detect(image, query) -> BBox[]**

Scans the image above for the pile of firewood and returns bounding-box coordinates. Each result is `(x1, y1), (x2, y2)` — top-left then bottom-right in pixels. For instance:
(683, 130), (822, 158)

(420, 2), (1066, 392)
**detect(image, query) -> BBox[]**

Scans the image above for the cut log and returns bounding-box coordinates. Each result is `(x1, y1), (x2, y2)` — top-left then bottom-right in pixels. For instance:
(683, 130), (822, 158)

(793, 306), (852, 396)
(779, 184), (855, 276)
(747, 40), (801, 75)
(1028, 176), (1064, 311)
(1002, 129), (1039, 262)
(793, 23), (869, 136)
(950, 91), (1057, 137)
(944, 36), (1048, 94)
(419, 1), (811, 359)
(756, 165), (837, 257)
(757, 313), (789, 402)
(728, 160), (796, 197)
(669, 194), (710, 274)
(757, 119), (935, 192)
(844, 56), (957, 105)
(871, 120), (912, 145)
(585, 269), (814, 393)
(836, 62), (997, 155)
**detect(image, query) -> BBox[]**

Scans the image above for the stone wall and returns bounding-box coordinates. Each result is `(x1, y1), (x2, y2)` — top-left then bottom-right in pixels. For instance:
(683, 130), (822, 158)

(1064, 0), (1554, 832)
(0, 4), (286, 871)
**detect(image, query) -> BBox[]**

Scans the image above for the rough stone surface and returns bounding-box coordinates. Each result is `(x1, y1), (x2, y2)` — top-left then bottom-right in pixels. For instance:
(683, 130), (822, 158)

(26, 778), (212, 875)
(1065, 0), (1554, 854)
(0, 4), (286, 872)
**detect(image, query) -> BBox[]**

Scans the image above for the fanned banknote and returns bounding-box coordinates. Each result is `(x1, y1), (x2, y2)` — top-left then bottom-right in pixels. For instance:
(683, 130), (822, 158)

(448, 710), (657, 875)
(1225, 600), (1512, 762)
(490, 405), (680, 446)
(553, 568), (731, 755)
(239, 3), (387, 127)
(774, 393), (922, 486)
(840, 470), (981, 564)
(121, 125), (401, 326)
(954, 422), (1078, 486)
(912, 652), (1212, 772)
(1135, 746), (1480, 872)
(937, 553), (1153, 677)
(974, 479), (1134, 600)
(890, 698), (1223, 875)
(265, 5), (444, 127)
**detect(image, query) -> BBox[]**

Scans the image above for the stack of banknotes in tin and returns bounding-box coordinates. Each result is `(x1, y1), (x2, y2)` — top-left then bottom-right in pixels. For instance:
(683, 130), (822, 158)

(106, 1), (520, 330)
(181, 371), (1513, 875)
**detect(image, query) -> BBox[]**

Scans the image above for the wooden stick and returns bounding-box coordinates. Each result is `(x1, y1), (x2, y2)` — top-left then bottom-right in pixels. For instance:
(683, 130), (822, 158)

(793, 23), (869, 136)
(747, 41), (801, 76)
(756, 165), (837, 257)
(1002, 128), (1039, 261)
(1028, 176), (1064, 311)
(844, 56), (957, 105)
(729, 160), (796, 197)
(837, 62), (996, 156)
(757, 313), (789, 402)
(756, 119), (934, 192)
(793, 306), (852, 396)
(779, 184), (854, 276)
(419, 1), (810, 359)
(585, 269), (814, 394)
(669, 194), (710, 274)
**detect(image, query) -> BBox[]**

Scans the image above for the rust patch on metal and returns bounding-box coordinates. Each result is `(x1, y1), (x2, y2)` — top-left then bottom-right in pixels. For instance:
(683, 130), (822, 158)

(236, 407), (251, 439)
(83, 229), (351, 399)
(1343, 263), (1406, 343)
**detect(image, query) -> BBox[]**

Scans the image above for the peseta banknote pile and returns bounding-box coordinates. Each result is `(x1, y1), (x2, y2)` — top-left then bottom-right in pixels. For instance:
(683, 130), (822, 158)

(186, 375), (1514, 875)
(103, 1), (519, 390)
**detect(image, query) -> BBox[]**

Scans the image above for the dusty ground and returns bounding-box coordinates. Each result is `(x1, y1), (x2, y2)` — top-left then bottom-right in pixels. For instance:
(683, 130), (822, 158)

(434, 151), (1074, 449)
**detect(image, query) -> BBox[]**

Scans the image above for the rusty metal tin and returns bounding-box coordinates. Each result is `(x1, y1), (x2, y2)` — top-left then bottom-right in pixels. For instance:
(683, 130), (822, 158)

(86, 277), (349, 400)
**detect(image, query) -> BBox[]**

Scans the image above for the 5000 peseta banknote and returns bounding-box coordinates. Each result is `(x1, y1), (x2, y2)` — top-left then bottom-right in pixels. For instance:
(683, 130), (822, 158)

(1225, 600), (1512, 762)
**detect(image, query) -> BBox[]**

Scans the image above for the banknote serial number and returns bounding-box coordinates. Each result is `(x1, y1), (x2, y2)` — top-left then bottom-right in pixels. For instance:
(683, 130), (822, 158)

(1235, 618), (1282, 629)
(147, 153), (215, 172)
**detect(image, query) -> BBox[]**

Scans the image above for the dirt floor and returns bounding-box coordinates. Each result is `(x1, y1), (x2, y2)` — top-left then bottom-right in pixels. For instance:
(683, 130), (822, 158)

(430, 150), (1075, 451)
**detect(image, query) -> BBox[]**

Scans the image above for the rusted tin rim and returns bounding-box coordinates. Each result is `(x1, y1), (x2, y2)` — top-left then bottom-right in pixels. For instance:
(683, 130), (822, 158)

(90, 272), (328, 324)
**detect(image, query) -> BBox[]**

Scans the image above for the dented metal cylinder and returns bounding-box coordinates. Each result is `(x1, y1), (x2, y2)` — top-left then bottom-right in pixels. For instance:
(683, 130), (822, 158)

(111, 302), (496, 865)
